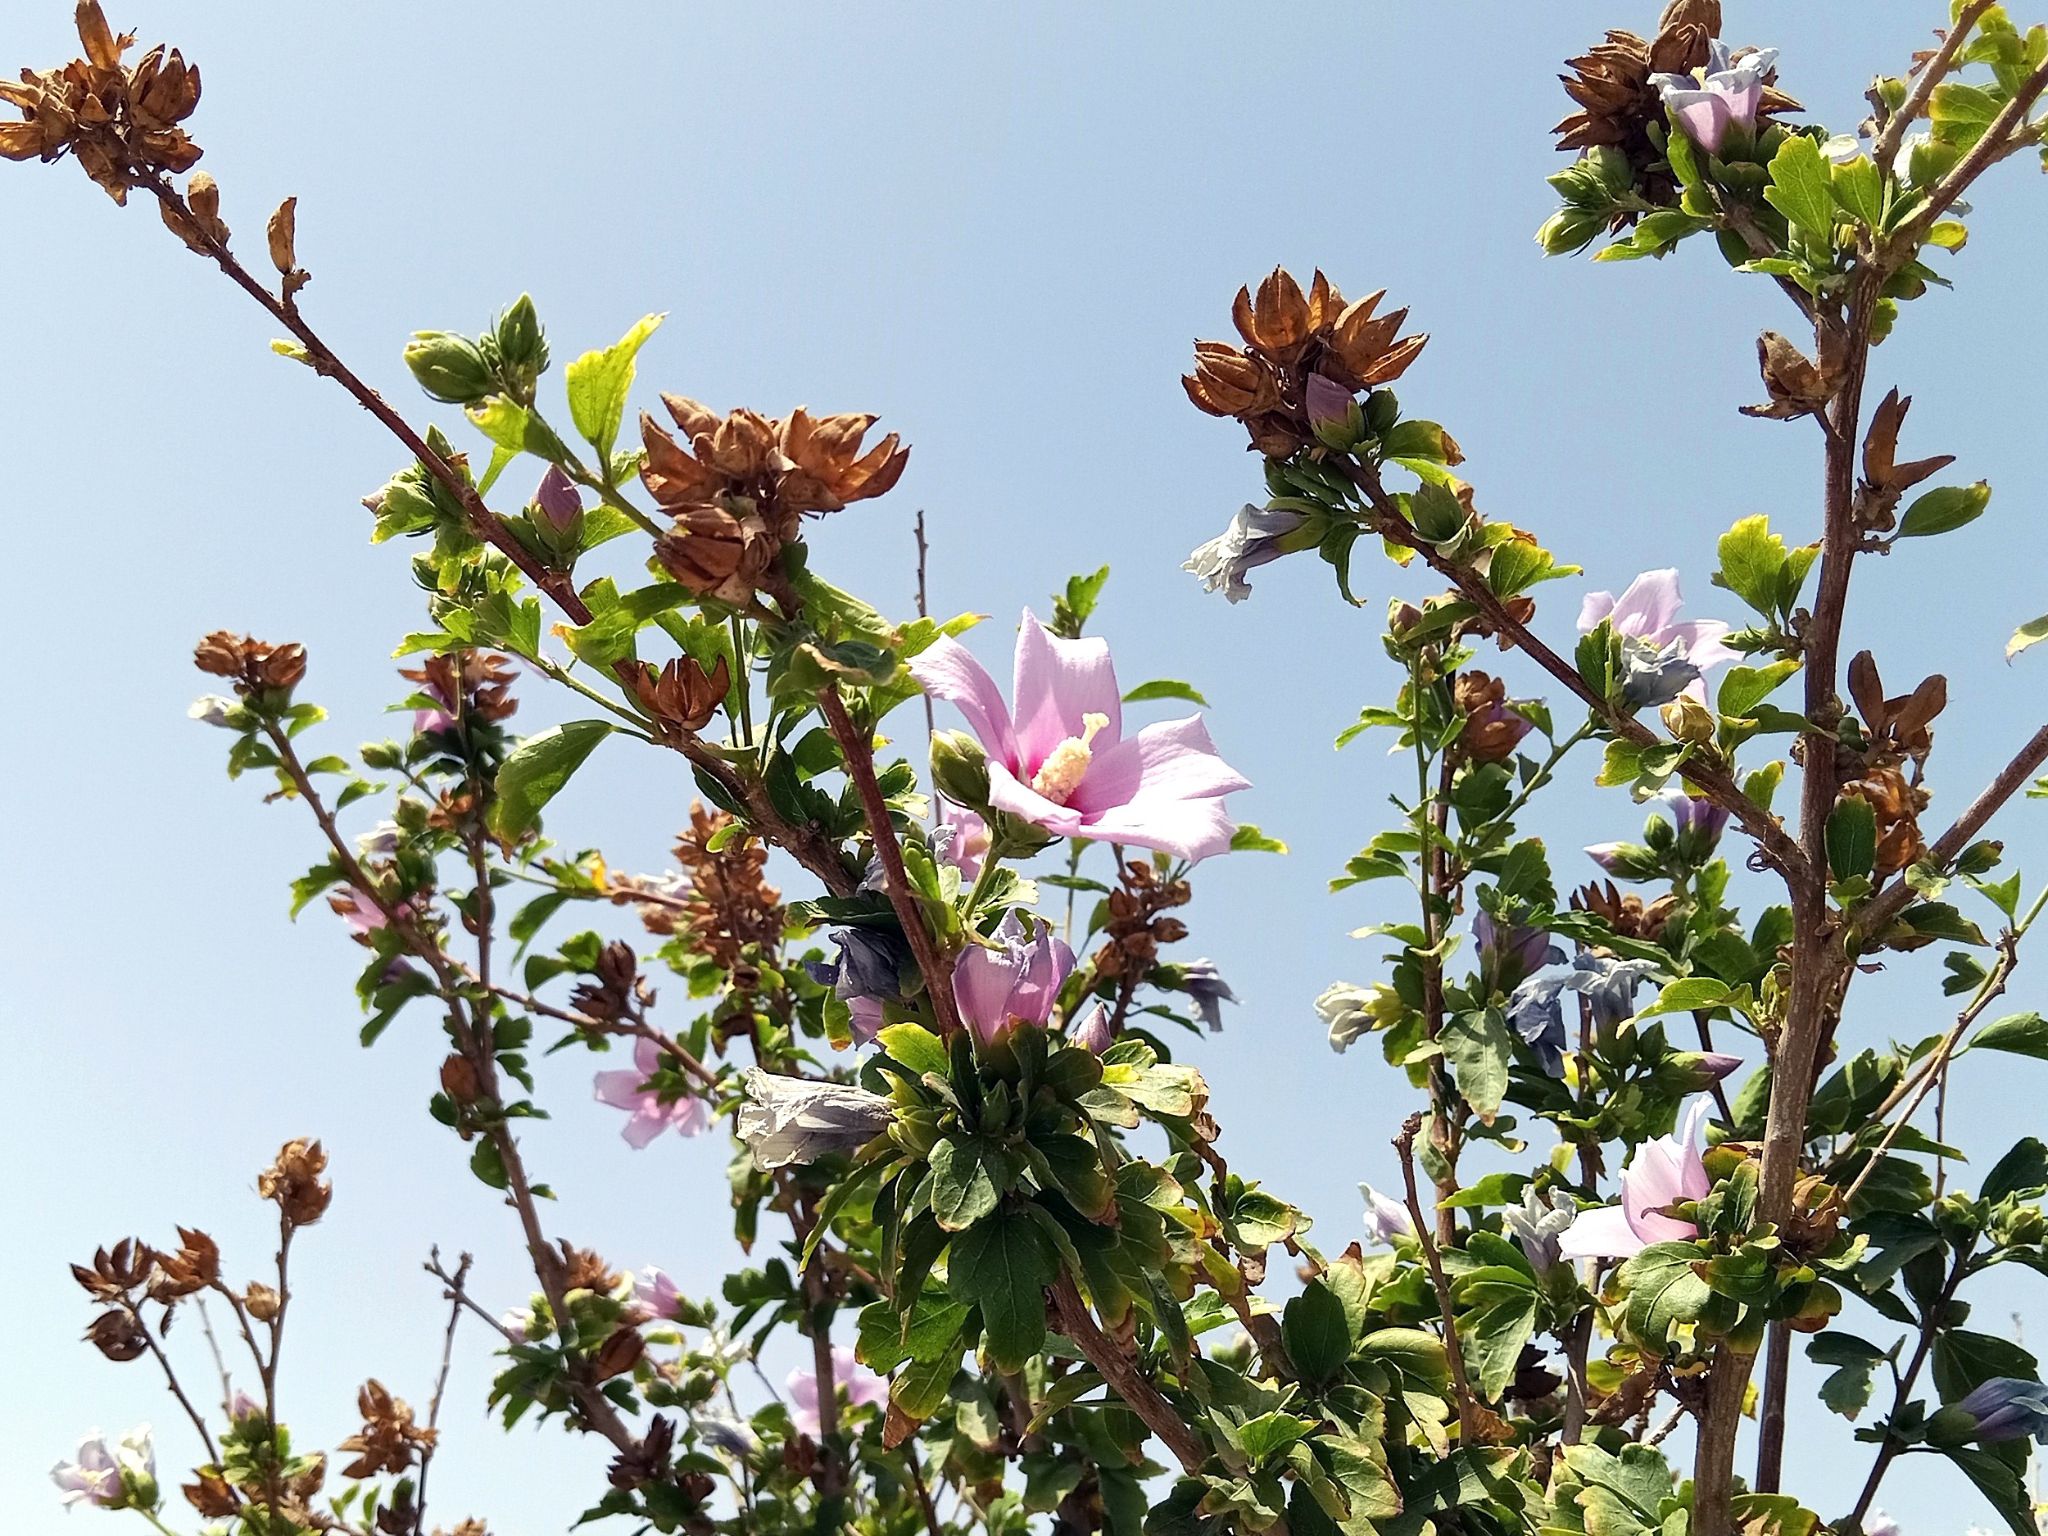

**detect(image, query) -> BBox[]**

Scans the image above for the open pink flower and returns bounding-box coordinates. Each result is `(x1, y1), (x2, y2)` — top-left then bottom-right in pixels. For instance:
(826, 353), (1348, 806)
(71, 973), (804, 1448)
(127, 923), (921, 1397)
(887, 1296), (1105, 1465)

(787, 1346), (888, 1438)
(1558, 1098), (1711, 1261)
(1577, 569), (1738, 672)
(908, 610), (1249, 862)
(634, 1266), (685, 1320)
(594, 1037), (710, 1149)
(953, 912), (1074, 1046)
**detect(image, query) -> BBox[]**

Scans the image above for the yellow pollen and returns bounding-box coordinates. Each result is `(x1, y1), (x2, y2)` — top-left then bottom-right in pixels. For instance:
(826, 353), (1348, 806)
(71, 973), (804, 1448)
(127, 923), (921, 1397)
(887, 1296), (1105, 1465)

(1029, 712), (1109, 804)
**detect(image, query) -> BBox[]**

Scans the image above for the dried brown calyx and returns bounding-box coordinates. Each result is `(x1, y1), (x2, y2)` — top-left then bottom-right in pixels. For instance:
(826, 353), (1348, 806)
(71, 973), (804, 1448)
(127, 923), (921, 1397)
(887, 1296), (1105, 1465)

(640, 397), (908, 606)
(1094, 859), (1192, 980)
(1184, 268), (1433, 459)
(659, 805), (785, 976)
(148, 1226), (220, 1300)
(403, 651), (520, 728)
(1832, 650), (1946, 877)
(1857, 388), (1957, 533)
(569, 939), (654, 1026)
(0, 1), (202, 202)
(337, 1380), (435, 1479)
(72, 1237), (155, 1300)
(1451, 670), (1534, 764)
(194, 630), (307, 696)
(1572, 881), (1680, 942)
(557, 1239), (620, 1294)
(257, 1137), (333, 1227)
(616, 654), (730, 736)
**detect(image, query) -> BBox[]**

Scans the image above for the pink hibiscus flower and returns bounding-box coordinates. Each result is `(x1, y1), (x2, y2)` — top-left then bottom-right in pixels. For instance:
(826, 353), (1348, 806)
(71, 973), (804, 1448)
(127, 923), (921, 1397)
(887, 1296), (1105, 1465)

(594, 1037), (710, 1149)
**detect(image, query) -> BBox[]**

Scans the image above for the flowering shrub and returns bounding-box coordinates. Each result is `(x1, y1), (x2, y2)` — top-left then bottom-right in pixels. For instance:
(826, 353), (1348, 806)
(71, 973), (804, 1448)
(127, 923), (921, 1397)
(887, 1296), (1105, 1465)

(16, 2), (2048, 1535)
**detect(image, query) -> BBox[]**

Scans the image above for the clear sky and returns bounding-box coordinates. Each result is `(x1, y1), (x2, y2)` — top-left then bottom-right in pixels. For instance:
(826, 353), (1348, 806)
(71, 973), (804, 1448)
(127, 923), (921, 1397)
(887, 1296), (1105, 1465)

(5, 2), (2046, 1531)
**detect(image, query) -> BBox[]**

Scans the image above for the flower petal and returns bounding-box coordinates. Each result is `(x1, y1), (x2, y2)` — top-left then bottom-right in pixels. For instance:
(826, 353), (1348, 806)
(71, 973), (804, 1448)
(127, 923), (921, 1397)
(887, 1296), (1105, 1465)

(593, 1070), (647, 1111)
(1666, 618), (1739, 673)
(1608, 569), (1684, 642)
(1667, 91), (1732, 153)
(1075, 794), (1239, 863)
(1010, 608), (1121, 771)
(1556, 1203), (1647, 1261)
(985, 760), (1086, 837)
(953, 943), (1021, 1044)
(620, 1108), (670, 1149)
(1070, 716), (1250, 816)
(906, 635), (1018, 767)
(1576, 590), (1617, 633)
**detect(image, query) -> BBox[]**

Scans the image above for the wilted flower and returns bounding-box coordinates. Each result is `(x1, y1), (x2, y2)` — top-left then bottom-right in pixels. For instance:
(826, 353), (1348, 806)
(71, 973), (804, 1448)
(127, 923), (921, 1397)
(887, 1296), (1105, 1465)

(633, 1267), (685, 1322)
(737, 1070), (894, 1171)
(1360, 1184), (1415, 1244)
(807, 928), (912, 1006)
(187, 694), (235, 728)
(953, 912), (1075, 1047)
(1318, 981), (1400, 1053)
(1950, 1378), (2048, 1445)
(1558, 1098), (1711, 1260)
(355, 821), (402, 859)
(593, 1037), (710, 1149)
(691, 1412), (760, 1460)
(1453, 671), (1534, 763)
(1183, 503), (1309, 604)
(1180, 959), (1237, 1032)
(1650, 42), (1780, 154)
(1503, 1185), (1579, 1274)
(1617, 636), (1701, 709)
(787, 1347), (888, 1439)
(1507, 951), (1660, 1075)
(1068, 1001), (1115, 1054)
(908, 610), (1248, 862)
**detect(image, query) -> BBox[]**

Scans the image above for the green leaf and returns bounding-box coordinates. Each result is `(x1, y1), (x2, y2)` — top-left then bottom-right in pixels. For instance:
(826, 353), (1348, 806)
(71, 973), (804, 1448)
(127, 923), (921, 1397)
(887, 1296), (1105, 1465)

(565, 313), (664, 466)
(1967, 1012), (2048, 1061)
(1635, 977), (1747, 1020)
(1805, 1331), (1887, 1420)
(1982, 1137), (2048, 1202)
(487, 721), (613, 841)
(946, 1209), (1055, 1373)
(1831, 154), (1886, 226)
(1616, 1240), (1712, 1347)
(1718, 660), (1800, 719)
(1942, 1446), (2039, 1536)
(1282, 1279), (1352, 1385)
(1715, 514), (1815, 621)
(1230, 823), (1289, 855)
(1764, 134), (1835, 240)
(1826, 796), (1877, 881)
(2005, 612), (2048, 660)
(1898, 481), (1991, 538)
(1440, 1009), (1511, 1122)
(928, 1138), (1001, 1231)
(1122, 678), (1209, 706)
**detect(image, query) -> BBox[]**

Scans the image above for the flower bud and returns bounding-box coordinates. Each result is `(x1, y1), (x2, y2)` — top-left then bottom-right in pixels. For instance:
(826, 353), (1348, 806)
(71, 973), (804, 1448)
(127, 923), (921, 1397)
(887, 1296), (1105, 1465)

(929, 729), (992, 812)
(493, 294), (548, 397)
(1537, 207), (1608, 257)
(1661, 693), (1716, 744)
(403, 331), (495, 405)
(1305, 371), (1365, 450)
(1584, 841), (1664, 881)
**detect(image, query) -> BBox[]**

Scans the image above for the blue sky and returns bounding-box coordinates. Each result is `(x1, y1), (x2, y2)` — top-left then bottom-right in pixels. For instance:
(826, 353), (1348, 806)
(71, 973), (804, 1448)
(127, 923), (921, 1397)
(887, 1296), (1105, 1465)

(4, 2), (2046, 1530)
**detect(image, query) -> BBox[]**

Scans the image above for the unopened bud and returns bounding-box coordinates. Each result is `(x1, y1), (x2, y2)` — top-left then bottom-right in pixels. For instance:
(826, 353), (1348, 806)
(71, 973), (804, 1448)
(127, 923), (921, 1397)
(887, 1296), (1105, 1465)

(592, 1325), (646, 1381)
(404, 331), (495, 405)
(929, 729), (991, 812)
(493, 294), (548, 400)
(440, 1053), (482, 1103)
(245, 1282), (282, 1322)
(1536, 207), (1607, 257)
(1661, 693), (1716, 745)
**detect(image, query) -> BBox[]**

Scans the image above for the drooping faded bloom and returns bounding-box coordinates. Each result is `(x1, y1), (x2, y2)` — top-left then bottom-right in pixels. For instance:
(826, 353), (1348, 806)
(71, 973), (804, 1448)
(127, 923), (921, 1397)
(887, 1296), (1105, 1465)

(188, 694), (236, 728)
(1474, 910), (1562, 994)
(907, 610), (1249, 862)
(334, 887), (389, 937)
(593, 1037), (710, 1149)
(737, 1069), (894, 1170)
(1317, 981), (1399, 1053)
(1650, 42), (1780, 154)
(807, 927), (909, 1043)
(1952, 1378), (2048, 1445)
(1507, 951), (1660, 1075)
(1558, 1098), (1711, 1260)
(1184, 503), (1309, 604)
(691, 1411), (761, 1460)
(1360, 1184), (1415, 1244)
(1579, 569), (1736, 708)
(787, 1346), (889, 1438)
(953, 912), (1075, 1046)
(1181, 959), (1237, 1032)
(1504, 1185), (1579, 1274)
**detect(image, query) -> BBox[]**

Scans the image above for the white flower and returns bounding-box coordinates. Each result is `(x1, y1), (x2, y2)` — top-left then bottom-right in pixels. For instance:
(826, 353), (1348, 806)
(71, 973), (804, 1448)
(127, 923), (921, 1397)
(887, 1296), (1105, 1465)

(188, 695), (237, 728)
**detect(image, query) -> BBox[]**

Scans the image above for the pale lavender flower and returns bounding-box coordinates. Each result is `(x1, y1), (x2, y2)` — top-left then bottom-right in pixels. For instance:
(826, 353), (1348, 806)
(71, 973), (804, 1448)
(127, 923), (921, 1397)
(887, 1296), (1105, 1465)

(51, 1433), (120, 1510)
(1650, 43), (1780, 155)
(692, 1412), (760, 1459)
(1953, 1378), (2048, 1444)
(933, 804), (991, 882)
(910, 610), (1248, 860)
(1558, 1098), (1711, 1260)
(634, 1266), (685, 1321)
(593, 1037), (710, 1149)
(737, 1069), (895, 1171)
(1508, 951), (1660, 1075)
(953, 912), (1075, 1046)
(1579, 569), (1736, 708)
(787, 1346), (889, 1438)
(1304, 372), (1356, 427)
(1474, 911), (1562, 993)
(1185, 503), (1311, 604)
(1360, 1183), (1415, 1244)
(533, 464), (582, 533)
(355, 820), (403, 859)
(228, 1391), (263, 1423)
(337, 888), (389, 937)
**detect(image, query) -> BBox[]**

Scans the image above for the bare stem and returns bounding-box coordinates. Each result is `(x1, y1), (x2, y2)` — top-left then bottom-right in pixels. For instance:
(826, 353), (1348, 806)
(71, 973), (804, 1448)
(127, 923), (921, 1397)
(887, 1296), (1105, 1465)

(1046, 1270), (1207, 1473)
(1394, 1113), (1489, 1445)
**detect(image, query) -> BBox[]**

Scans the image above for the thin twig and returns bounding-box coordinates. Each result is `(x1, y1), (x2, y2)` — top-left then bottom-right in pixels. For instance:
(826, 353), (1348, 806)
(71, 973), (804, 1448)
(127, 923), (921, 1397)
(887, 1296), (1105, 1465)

(1046, 1270), (1206, 1473)
(1393, 1113), (1489, 1445)
(1873, 1), (1999, 171)
(412, 1248), (473, 1536)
